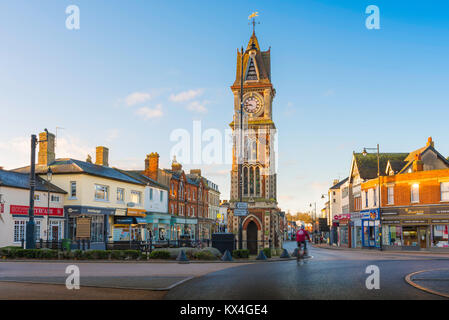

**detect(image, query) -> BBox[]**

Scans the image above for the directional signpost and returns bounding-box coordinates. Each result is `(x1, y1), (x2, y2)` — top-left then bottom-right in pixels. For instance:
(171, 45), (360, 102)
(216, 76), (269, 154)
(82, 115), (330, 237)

(234, 202), (248, 217)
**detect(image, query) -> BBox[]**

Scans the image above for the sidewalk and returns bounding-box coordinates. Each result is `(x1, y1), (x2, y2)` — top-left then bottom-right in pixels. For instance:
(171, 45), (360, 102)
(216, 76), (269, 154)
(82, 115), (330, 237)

(312, 243), (449, 258)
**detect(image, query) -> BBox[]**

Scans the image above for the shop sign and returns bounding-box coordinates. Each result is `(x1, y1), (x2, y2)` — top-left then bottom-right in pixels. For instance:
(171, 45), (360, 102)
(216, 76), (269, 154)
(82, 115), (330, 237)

(431, 219), (449, 224)
(334, 214), (351, 220)
(382, 205), (449, 216)
(115, 208), (127, 216)
(66, 206), (115, 216)
(403, 220), (428, 224)
(76, 217), (91, 239)
(115, 216), (134, 224)
(382, 220), (400, 224)
(127, 208), (146, 217)
(10, 205), (63, 217)
(361, 209), (379, 220)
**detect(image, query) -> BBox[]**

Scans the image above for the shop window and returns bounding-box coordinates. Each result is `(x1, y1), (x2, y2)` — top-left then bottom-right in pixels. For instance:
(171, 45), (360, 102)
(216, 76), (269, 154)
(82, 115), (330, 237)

(91, 215), (104, 242)
(34, 194), (40, 201)
(411, 184), (419, 203)
(432, 225), (448, 248)
(441, 183), (449, 202)
(14, 220), (26, 243)
(150, 188), (153, 200)
(160, 191), (164, 202)
(35, 220), (41, 241)
(50, 195), (60, 202)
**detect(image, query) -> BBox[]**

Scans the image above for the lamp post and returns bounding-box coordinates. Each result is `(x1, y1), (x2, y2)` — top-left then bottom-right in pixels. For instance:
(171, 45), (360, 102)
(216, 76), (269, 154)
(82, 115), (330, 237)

(26, 129), (48, 249)
(362, 144), (382, 251)
(237, 42), (257, 250)
(46, 167), (53, 244)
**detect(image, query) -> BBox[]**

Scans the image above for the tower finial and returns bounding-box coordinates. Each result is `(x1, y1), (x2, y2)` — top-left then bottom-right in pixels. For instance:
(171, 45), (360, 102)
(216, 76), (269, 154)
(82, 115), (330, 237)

(248, 11), (260, 34)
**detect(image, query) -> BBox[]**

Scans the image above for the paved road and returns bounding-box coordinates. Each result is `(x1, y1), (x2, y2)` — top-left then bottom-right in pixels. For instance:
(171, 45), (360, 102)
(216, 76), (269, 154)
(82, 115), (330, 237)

(165, 243), (449, 300)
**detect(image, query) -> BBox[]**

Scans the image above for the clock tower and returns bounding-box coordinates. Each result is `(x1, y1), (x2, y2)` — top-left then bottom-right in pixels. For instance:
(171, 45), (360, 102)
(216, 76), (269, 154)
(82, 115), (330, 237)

(229, 28), (282, 253)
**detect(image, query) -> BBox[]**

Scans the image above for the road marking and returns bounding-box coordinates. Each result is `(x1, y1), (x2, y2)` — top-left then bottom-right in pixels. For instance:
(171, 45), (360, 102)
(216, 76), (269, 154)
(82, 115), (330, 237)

(0, 276), (195, 291)
(405, 268), (449, 299)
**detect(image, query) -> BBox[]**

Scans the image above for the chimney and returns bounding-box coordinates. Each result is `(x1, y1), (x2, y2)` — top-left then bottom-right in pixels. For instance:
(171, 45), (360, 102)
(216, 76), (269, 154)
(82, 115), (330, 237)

(95, 146), (109, 167)
(333, 179), (339, 186)
(426, 137), (434, 148)
(144, 152), (159, 181)
(38, 130), (55, 166)
(413, 153), (423, 172)
(190, 169), (202, 176)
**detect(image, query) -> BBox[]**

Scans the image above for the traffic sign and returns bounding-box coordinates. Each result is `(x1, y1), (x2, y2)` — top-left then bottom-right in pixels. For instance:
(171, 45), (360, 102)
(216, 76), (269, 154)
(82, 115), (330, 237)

(236, 202), (248, 209)
(234, 209), (248, 216)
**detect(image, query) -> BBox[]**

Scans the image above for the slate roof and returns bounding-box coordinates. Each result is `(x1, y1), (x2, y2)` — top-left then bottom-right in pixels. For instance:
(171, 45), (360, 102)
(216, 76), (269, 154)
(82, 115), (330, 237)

(14, 159), (143, 185)
(354, 153), (408, 180)
(387, 160), (407, 174)
(0, 169), (67, 194)
(117, 169), (168, 190)
(330, 177), (349, 190)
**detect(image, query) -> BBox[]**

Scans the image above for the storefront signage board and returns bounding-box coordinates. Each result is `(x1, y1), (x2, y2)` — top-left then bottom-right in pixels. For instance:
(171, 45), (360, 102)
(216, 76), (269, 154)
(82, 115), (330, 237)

(76, 217), (91, 239)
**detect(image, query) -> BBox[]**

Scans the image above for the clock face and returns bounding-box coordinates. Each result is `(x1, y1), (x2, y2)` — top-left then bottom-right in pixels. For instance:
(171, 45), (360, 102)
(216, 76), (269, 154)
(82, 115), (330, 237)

(244, 96), (261, 113)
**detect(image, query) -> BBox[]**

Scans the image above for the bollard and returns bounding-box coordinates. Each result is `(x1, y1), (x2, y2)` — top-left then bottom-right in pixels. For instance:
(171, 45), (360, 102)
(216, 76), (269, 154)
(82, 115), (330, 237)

(280, 248), (290, 259)
(292, 247), (299, 257)
(256, 250), (267, 261)
(221, 250), (233, 261)
(176, 249), (190, 264)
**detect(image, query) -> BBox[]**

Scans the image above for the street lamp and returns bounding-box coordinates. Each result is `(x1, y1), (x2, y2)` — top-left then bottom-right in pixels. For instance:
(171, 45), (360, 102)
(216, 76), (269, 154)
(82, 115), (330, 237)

(25, 129), (49, 249)
(237, 42), (257, 250)
(46, 167), (53, 244)
(362, 144), (382, 251)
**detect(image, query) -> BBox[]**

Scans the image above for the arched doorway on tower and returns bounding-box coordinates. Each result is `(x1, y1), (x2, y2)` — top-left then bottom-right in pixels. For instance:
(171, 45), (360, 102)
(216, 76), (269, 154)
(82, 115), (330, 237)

(247, 221), (258, 255)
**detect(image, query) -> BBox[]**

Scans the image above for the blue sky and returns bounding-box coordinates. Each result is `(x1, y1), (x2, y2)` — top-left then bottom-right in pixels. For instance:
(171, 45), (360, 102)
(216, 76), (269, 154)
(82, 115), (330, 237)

(1, 0), (449, 214)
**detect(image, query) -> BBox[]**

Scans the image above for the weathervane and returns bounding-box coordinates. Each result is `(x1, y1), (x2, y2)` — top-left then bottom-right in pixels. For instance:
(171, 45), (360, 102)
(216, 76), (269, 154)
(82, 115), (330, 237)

(248, 11), (260, 33)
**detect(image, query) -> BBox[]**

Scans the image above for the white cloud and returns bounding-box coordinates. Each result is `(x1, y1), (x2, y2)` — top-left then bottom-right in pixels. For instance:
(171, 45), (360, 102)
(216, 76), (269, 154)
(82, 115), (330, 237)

(135, 104), (163, 120)
(169, 89), (203, 102)
(187, 100), (208, 113)
(0, 134), (94, 169)
(125, 92), (152, 106)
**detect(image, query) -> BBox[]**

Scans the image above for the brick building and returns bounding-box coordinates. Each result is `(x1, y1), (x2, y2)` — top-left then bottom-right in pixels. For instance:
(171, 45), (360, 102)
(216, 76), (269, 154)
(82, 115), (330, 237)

(361, 137), (449, 250)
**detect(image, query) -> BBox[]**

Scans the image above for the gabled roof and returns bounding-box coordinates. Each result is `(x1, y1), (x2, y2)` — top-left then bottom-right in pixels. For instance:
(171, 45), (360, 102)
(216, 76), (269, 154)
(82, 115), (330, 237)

(13, 159), (143, 186)
(330, 177), (349, 190)
(386, 159), (407, 175)
(0, 170), (67, 194)
(399, 144), (449, 174)
(353, 153), (408, 180)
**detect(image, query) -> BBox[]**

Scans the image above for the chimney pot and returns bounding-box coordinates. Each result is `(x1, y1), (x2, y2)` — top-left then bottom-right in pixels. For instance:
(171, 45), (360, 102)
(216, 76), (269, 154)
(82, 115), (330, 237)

(95, 146), (109, 167)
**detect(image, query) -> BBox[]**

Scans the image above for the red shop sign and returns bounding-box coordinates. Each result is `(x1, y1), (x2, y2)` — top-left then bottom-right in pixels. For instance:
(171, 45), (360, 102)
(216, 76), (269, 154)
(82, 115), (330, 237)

(10, 205), (63, 217)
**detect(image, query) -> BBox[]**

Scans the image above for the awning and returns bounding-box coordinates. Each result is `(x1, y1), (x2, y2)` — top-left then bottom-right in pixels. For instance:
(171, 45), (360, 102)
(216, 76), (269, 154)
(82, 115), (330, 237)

(127, 208), (146, 217)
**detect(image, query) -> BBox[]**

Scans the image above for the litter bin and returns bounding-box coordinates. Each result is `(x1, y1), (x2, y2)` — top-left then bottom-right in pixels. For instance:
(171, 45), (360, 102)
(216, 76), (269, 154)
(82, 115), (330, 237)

(62, 239), (71, 251)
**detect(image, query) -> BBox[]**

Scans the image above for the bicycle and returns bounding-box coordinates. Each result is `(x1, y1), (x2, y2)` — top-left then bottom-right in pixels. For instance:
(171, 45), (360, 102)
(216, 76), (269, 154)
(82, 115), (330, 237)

(296, 241), (308, 263)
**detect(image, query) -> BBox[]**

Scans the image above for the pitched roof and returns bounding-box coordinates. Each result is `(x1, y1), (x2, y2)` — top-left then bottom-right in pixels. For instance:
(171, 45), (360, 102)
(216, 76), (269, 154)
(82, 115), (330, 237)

(330, 177), (349, 190)
(353, 153), (408, 180)
(0, 169), (67, 194)
(115, 169), (168, 190)
(13, 159), (143, 185)
(387, 159), (407, 174)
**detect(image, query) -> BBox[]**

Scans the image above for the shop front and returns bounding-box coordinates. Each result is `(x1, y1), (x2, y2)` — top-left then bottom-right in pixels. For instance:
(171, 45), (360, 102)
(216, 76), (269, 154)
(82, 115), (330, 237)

(350, 212), (362, 248)
(170, 216), (197, 241)
(65, 205), (115, 250)
(381, 205), (449, 251)
(145, 212), (172, 242)
(360, 209), (381, 249)
(197, 218), (213, 240)
(334, 214), (351, 248)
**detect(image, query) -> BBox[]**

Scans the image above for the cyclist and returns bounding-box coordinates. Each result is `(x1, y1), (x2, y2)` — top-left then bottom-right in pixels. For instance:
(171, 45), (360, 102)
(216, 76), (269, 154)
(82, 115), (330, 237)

(296, 225), (311, 259)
